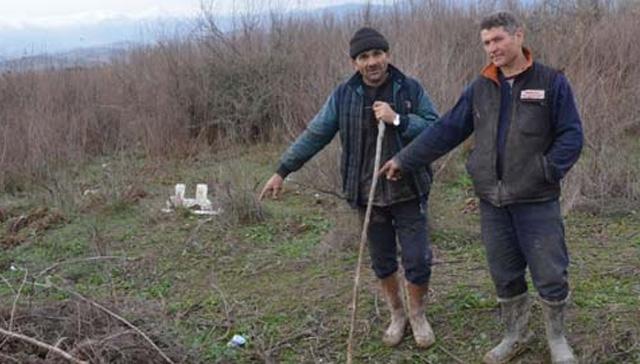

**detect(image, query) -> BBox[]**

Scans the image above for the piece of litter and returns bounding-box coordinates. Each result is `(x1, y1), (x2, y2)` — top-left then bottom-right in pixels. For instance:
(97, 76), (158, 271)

(227, 334), (247, 348)
(82, 188), (100, 196)
(163, 183), (222, 216)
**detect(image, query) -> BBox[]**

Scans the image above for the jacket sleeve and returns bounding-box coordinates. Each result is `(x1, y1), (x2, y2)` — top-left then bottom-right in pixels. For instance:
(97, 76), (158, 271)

(396, 81), (439, 141)
(544, 73), (584, 182)
(277, 91), (339, 178)
(396, 85), (475, 172)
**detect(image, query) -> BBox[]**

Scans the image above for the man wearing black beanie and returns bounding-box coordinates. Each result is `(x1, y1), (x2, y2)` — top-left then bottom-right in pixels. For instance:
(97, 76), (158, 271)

(260, 27), (439, 349)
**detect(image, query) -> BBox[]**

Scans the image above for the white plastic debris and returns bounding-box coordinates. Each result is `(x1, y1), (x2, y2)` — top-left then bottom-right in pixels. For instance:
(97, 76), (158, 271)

(226, 334), (247, 348)
(163, 183), (222, 215)
(175, 183), (186, 203)
(195, 184), (212, 210)
(82, 188), (100, 196)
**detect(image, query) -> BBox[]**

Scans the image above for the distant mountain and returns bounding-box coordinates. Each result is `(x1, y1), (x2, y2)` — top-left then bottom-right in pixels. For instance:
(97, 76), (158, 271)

(0, 43), (136, 72)
(0, 16), (197, 58)
(0, 2), (385, 71)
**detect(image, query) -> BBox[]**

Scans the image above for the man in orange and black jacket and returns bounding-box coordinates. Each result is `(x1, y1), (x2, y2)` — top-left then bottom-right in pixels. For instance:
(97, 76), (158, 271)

(381, 11), (582, 364)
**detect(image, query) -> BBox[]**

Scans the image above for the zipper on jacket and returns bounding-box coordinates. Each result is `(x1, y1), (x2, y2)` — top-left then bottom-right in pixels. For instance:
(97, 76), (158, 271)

(505, 84), (517, 179)
(496, 81), (516, 208)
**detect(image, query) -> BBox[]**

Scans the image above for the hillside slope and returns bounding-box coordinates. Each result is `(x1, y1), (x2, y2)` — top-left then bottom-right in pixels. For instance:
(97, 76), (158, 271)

(1, 145), (638, 363)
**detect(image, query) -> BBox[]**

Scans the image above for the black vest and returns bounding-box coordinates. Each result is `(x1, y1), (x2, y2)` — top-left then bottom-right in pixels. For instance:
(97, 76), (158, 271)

(466, 62), (560, 206)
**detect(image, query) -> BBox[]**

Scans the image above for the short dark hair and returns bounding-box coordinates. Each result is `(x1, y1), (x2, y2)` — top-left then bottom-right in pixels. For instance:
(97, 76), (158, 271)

(480, 11), (522, 34)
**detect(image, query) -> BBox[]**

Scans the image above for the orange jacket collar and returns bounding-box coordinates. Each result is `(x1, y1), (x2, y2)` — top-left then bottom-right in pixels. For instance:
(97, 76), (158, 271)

(481, 47), (533, 85)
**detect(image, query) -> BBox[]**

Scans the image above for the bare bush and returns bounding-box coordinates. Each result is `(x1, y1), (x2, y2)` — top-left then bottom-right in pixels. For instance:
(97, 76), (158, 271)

(0, 0), (638, 210)
(0, 300), (186, 363)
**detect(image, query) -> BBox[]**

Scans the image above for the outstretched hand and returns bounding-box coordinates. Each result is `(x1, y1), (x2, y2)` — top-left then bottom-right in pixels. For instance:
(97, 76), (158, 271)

(378, 158), (403, 181)
(259, 174), (284, 201)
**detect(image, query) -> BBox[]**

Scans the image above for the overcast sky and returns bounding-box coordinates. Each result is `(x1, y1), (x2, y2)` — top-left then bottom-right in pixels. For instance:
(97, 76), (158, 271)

(0, 1), (379, 58)
(0, 0), (374, 29)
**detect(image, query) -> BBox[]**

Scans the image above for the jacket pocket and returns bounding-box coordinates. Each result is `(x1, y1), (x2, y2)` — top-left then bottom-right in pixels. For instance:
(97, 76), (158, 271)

(541, 155), (560, 184)
(515, 100), (550, 136)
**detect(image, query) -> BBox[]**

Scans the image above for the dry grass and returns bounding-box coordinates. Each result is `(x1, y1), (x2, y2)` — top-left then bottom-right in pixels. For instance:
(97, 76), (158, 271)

(0, 144), (637, 363)
(0, 300), (187, 363)
(0, 0), (639, 212)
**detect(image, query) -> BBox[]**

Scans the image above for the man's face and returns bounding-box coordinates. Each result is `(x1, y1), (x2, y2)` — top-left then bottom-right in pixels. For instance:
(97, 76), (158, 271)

(352, 49), (390, 87)
(480, 26), (523, 69)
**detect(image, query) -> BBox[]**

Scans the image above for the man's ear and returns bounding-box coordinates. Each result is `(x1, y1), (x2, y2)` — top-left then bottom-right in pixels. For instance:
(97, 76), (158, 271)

(514, 28), (525, 43)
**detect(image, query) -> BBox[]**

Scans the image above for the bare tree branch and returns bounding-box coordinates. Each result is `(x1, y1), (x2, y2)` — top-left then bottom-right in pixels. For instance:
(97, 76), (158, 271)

(0, 327), (88, 364)
(46, 282), (175, 364)
(9, 269), (28, 330)
(37, 256), (139, 278)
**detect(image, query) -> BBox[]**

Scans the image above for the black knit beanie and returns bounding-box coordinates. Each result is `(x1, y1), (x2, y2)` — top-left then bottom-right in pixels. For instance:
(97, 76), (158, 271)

(349, 27), (389, 59)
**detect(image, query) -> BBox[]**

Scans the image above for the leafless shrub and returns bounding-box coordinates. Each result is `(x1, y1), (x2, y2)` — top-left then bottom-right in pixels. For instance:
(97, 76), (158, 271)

(0, 301), (187, 364)
(210, 162), (265, 227)
(0, 0), (638, 211)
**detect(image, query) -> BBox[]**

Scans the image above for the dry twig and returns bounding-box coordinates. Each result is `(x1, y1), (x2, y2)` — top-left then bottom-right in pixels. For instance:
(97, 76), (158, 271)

(438, 344), (466, 364)
(211, 281), (233, 341)
(0, 327), (88, 364)
(0, 353), (19, 363)
(37, 256), (138, 277)
(46, 282), (175, 364)
(9, 269), (28, 330)
(434, 150), (457, 179)
(0, 274), (16, 295)
(0, 269), (28, 350)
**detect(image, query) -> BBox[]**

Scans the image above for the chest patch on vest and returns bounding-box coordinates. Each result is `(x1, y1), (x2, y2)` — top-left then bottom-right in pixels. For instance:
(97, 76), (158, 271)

(520, 89), (545, 101)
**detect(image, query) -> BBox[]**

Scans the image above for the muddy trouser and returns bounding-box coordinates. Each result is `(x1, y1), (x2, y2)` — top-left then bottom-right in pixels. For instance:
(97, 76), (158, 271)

(479, 198), (570, 302)
(360, 198), (432, 285)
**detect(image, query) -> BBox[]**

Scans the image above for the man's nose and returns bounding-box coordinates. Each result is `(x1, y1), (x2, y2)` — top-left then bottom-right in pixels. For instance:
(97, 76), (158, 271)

(366, 57), (378, 66)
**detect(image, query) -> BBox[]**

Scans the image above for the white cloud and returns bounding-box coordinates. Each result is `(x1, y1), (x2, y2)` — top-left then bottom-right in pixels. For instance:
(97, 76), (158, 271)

(0, 1), (201, 29)
(0, 1), (378, 30)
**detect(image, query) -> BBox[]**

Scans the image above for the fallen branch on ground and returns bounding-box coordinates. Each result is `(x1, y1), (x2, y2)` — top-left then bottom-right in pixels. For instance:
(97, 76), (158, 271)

(44, 281), (175, 364)
(9, 269), (28, 330)
(438, 344), (466, 364)
(0, 269), (28, 350)
(0, 274), (16, 295)
(37, 256), (139, 277)
(0, 327), (88, 364)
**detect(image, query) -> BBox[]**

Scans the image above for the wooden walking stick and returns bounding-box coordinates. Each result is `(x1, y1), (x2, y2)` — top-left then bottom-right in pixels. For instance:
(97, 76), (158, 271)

(347, 120), (386, 364)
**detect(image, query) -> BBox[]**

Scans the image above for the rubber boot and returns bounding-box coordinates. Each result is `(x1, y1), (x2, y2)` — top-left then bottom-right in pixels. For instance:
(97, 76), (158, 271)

(405, 281), (435, 349)
(541, 296), (577, 364)
(379, 273), (407, 346)
(483, 292), (533, 364)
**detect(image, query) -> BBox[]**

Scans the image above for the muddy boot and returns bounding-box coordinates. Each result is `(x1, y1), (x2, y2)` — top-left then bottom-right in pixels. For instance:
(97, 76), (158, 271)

(483, 292), (533, 364)
(405, 281), (435, 349)
(541, 297), (577, 364)
(379, 273), (408, 346)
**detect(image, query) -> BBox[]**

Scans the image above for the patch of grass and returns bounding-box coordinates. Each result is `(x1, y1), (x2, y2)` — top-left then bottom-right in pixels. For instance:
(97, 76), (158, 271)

(447, 283), (494, 310)
(276, 216), (332, 258)
(431, 227), (478, 251)
(573, 276), (638, 308)
(1, 145), (638, 363)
